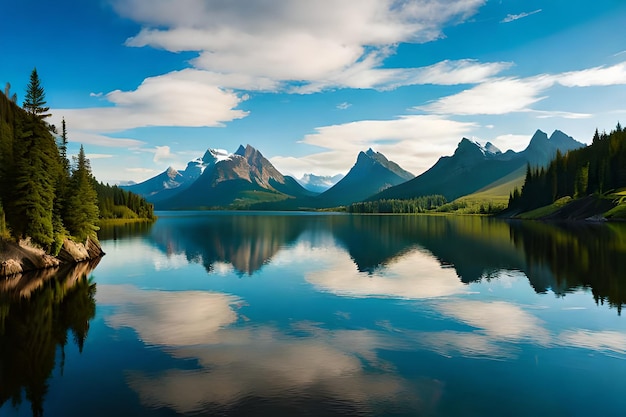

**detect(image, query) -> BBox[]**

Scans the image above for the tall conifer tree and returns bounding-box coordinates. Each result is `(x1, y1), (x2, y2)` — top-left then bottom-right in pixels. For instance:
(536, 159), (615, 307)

(22, 68), (50, 120)
(6, 69), (60, 249)
(64, 145), (99, 240)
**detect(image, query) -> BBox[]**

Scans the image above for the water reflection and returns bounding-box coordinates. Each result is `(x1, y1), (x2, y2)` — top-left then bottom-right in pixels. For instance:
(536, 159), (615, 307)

(97, 284), (438, 416)
(149, 213), (306, 275)
(0, 261), (99, 417)
(132, 213), (626, 313)
(510, 221), (626, 312)
(90, 214), (626, 416)
(97, 220), (154, 241)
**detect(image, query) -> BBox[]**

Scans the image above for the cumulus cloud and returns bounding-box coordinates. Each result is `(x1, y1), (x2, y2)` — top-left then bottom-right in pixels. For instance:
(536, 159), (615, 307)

(55, 69), (248, 133)
(114, 0), (489, 91)
(153, 145), (176, 163)
(271, 115), (476, 177)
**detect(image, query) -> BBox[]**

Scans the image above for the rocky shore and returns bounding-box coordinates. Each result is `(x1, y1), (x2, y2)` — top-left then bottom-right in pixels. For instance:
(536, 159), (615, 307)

(0, 237), (105, 277)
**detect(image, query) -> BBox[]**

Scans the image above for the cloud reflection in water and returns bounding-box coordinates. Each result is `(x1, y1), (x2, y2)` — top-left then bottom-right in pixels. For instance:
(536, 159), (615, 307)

(97, 284), (439, 415)
(306, 246), (468, 299)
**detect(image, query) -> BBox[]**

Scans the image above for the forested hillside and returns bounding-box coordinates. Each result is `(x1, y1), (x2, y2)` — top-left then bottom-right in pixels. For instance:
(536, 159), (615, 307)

(0, 69), (154, 253)
(508, 124), (626, 213)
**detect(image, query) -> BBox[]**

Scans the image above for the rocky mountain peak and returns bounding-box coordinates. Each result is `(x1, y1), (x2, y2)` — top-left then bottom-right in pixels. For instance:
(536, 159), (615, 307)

(234, 144), (247, 157)
(528, 129), (549, 147)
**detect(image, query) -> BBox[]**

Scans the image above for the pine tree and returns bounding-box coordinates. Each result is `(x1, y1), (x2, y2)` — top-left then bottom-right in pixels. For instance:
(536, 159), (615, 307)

(58, 118), (70, 174)
(22, 68), (50, 120)
(64, 145), (99, 241)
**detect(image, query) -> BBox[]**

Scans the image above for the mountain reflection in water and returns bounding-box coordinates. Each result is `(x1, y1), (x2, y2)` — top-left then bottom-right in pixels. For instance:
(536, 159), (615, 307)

(101, 212), (626, 312)
(3, 213), (626, 417)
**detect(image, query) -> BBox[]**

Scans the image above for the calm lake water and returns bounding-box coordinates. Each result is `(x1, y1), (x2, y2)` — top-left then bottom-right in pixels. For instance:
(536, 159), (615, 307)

(2, 212), (626, 417)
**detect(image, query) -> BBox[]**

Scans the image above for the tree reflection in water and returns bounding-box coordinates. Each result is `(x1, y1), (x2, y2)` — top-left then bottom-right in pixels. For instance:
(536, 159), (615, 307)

(0, 260), (99, 417)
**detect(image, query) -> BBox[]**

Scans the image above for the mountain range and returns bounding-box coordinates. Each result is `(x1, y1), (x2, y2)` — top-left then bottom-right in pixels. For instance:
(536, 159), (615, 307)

(370, 130), (584, 202)
(297, 173), (344, 193)
(123, 129), (585, 210)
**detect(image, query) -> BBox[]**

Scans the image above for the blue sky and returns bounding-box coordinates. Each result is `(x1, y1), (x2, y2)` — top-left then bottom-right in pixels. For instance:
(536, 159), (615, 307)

(3, 0), (626, 184)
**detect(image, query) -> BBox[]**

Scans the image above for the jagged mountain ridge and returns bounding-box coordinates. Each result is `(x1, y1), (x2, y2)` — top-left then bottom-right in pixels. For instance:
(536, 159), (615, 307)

(123, 148), (232, 202)
(124, 129), (584, 210)
(370, 130), (585, 202)
(130, 144), (315, 209)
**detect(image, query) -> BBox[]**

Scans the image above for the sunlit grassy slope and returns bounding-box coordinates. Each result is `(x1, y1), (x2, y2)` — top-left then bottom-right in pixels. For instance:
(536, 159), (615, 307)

(447, 166), (526, 213)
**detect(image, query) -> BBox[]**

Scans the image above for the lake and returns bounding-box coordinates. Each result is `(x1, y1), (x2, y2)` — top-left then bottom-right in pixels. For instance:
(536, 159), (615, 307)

(2, 212), (626, 417)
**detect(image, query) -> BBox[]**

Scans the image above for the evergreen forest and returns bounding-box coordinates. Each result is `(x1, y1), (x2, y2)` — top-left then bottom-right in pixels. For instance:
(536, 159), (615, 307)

(508, 124), (626, 212)
(347, 195), (447, 214)
(0, 69), (154, 253)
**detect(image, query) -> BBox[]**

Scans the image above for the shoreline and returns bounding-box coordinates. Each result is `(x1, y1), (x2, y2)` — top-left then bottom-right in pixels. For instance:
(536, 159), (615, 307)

(0, 236), (105, 277)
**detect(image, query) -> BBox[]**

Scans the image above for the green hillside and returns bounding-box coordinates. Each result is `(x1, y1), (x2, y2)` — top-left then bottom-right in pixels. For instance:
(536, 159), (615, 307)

(508, 124), (626, 220)
(450, 166), (526, 213)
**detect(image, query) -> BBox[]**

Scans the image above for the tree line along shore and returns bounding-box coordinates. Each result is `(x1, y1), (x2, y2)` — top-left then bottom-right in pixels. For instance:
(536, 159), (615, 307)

(1, 69), (154, 276)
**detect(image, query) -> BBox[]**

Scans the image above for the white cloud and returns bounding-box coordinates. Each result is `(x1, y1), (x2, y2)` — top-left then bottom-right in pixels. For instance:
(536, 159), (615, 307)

(403, 59), (513, 86)
(55, 69), (248, 133)
(271, 115), (476, 177)
(530, 110), (592, 119)
(418, 76), (553, 115)
(501, 9), (542, 23)
(115, 0), (489, 91)
(417, 61), (626, 116)
(153, 145), (176, 163)
(557, 62), (626, 87)
(336, 102), (352, 110)
(490, 134), (532, 152)
(50, 130), (146, 148)
(293, 57), (512, 93)
(86, 153), (114, 159)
